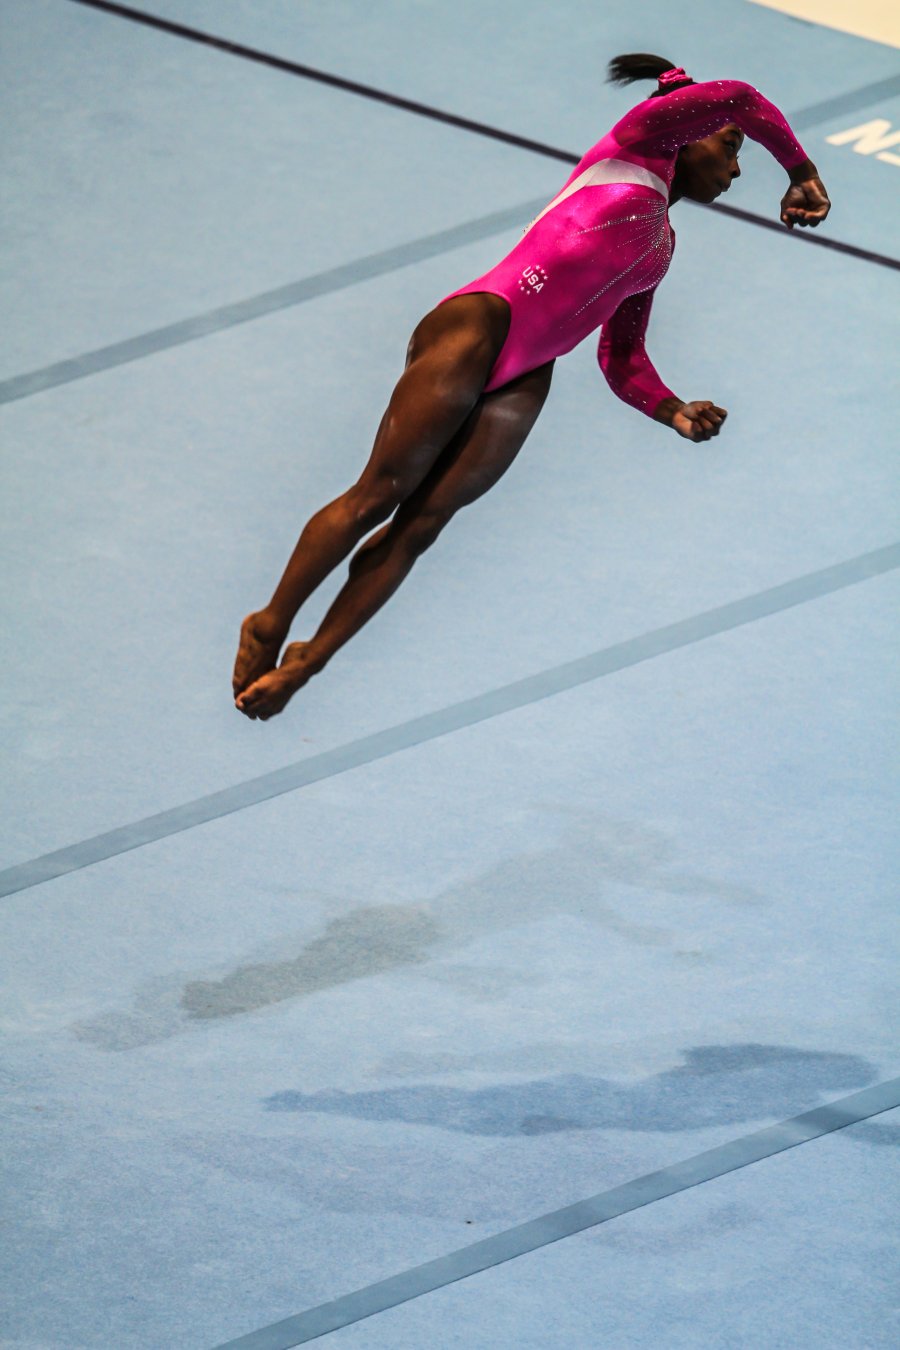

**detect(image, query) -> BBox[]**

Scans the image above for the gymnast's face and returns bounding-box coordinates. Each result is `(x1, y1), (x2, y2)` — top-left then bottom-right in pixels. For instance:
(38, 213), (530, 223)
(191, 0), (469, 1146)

(673, 124), (743, 203)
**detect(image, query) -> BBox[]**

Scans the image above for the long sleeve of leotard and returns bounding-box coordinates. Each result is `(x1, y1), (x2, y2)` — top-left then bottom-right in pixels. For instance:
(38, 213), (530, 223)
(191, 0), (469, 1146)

(597, 285), (676, 418)
(609, 79), (808, 171)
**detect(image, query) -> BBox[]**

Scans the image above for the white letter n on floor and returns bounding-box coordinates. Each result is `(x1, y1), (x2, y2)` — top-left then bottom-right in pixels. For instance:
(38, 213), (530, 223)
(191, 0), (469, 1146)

(826, 119), (900, 165)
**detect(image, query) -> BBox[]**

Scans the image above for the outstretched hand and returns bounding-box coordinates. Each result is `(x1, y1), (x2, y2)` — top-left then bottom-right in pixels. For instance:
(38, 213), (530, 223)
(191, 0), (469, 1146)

(672, 400), (728, 442)
(780, 176), (830, 229)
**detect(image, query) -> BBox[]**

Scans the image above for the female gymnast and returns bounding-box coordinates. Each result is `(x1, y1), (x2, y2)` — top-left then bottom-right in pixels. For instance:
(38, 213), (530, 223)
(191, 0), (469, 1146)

(233, 53), (830, 720)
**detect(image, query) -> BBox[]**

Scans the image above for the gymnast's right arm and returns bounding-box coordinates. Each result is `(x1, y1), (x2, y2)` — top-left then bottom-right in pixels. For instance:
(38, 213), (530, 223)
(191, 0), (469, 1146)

(598, 289), (727, 443)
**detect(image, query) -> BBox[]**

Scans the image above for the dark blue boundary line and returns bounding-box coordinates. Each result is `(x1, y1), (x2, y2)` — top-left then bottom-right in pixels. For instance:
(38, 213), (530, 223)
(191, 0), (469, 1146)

(67, 0), (900, 273)
(212, 1077), (900, 1347)
(68, 0), (576, 162)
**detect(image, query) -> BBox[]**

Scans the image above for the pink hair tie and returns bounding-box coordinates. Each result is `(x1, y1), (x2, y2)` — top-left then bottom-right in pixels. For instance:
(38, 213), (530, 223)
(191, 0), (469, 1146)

(658, 67), (691, 88)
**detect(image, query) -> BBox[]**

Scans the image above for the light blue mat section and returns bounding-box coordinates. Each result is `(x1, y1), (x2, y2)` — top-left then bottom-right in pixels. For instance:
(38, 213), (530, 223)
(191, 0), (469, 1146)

(0, 201), (549, 405)
(2, 569), (896, 1348)
(320, 1107), (900, 1349)
(215, 1079), (900, 1348)
(1, 541), (896, 898)
(2, 4), (898, 1349)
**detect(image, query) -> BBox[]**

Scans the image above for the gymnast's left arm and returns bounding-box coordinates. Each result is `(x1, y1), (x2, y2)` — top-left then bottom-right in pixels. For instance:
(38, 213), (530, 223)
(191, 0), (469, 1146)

(614, 79), (830, 229)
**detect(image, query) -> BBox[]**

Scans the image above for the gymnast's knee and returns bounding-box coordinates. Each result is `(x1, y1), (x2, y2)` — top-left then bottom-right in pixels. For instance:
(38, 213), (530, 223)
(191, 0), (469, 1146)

(400, 508), (452, 557)
(344, 481), (404, 534)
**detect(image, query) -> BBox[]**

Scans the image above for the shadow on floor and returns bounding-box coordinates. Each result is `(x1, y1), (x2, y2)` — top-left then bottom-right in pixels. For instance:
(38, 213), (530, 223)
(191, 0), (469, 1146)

(263, 1042), (890, 1138)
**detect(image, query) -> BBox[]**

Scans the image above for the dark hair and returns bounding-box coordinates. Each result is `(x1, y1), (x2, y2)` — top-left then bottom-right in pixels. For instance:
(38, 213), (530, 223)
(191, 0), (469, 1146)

(607, 53), (694, 98)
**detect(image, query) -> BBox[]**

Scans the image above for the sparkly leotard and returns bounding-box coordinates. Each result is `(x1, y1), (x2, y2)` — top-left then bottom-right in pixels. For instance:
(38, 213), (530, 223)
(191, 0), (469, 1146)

(441, 80), (808, 413)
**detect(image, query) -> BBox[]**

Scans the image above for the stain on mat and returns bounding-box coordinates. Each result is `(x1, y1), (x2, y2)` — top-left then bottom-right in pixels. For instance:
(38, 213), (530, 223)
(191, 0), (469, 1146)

(182, 904), (439, 1019)
(70, 809), (765, 1050)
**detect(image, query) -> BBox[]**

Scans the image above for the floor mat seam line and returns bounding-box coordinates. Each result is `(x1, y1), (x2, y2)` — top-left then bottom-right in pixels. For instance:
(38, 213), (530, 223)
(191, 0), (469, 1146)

(210, 1076), (900, 1348)
(2, 541), (897, 900)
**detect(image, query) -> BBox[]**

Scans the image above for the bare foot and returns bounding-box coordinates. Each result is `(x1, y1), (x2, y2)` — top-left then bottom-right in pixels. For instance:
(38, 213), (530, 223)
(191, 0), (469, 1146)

(235, 642), (317, 720)
(232, 611), (287, 699)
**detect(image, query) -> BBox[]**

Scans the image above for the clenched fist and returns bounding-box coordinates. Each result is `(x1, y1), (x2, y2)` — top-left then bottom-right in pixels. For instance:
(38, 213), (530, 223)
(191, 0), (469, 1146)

(671, 400), (728, 442)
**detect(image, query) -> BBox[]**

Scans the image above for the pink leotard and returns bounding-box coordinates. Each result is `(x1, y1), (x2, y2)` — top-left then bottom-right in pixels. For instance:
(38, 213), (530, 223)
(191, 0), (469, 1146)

(441, 80), (808, 413)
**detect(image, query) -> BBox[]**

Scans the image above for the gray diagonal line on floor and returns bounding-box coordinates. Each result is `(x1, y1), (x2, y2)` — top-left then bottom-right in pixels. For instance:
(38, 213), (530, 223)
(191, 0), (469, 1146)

(211, 1077), (900, 1348)
(0, 200), (548, 406)
(789, 72), (900, 130)
(4, 53), (900, 409)
(1, 541), (897, 900)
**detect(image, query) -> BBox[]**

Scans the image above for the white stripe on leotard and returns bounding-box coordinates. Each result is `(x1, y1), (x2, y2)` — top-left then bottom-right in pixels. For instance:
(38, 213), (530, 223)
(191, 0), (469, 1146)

(524, 157), (669, 236)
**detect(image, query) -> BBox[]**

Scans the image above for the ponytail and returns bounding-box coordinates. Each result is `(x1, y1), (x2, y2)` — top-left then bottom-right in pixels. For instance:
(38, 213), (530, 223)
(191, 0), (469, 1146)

(607, 53), (694, 98)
